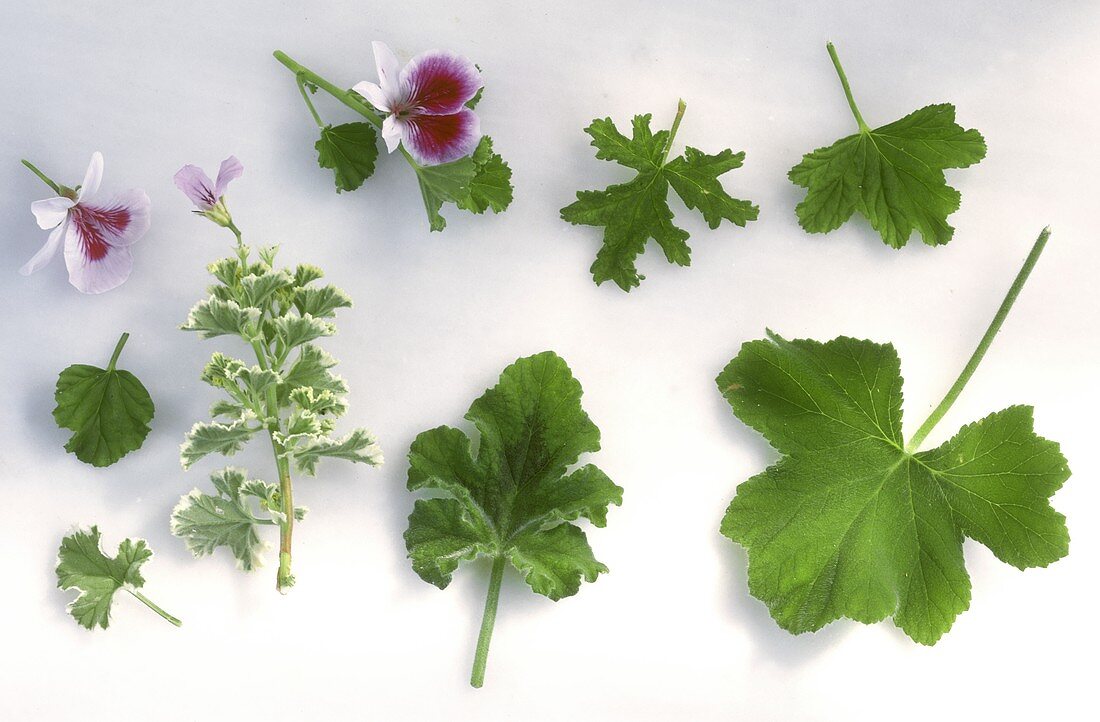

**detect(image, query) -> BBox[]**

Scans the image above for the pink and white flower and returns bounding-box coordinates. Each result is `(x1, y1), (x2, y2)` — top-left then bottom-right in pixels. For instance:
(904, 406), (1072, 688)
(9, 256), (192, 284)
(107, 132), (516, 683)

(173, 155), (243, 219)
(353, 42), (482, 166)
(21, 152), (150, 294)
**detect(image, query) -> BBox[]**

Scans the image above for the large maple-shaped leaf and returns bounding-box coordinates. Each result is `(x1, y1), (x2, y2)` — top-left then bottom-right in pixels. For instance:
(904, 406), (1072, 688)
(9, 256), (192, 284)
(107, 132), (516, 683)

(561, 103), (758, 291)
(789, 43), (986, 248)
(717, 331), (1069, 644)
(404, 351), (622, 686)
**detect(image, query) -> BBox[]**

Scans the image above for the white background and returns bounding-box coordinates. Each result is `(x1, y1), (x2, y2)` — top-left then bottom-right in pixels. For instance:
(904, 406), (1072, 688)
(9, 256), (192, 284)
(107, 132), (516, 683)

(1, 1), (1096, 720)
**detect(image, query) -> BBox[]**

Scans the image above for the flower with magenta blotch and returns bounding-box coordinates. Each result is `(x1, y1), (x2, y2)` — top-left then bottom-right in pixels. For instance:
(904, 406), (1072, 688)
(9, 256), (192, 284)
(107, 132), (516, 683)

(174, 156), (243, 228)
(353, 41), (482, 166)
(20, 152), (150, 294)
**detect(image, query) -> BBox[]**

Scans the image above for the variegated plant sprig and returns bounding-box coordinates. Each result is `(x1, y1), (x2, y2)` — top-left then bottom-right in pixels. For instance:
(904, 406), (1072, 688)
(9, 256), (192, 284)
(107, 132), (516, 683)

(274, 42), (513, 232)
(170, 157), (383, 593)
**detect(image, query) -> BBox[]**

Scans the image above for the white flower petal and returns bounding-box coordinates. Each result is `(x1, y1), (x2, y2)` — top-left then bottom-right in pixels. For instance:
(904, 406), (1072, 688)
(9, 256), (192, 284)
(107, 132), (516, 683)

(30, 196), (74, 229)
(20, 219), (67, 276)
(352, 81), (391, 113)
(372, 41), (402, 101)
(381, 115), (403, 153)
(77, 151), (104, 201)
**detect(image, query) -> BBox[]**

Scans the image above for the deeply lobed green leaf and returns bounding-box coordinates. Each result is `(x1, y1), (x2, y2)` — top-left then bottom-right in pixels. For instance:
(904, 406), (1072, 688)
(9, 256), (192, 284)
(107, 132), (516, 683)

(561, 112), (758, 291)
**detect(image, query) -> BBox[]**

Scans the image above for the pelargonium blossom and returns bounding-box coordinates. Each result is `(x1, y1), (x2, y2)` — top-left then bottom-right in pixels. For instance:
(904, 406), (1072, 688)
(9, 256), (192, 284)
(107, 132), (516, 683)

(173, 156), (243, 227)
(353, 41), (482, 166)
(21, 152), (150, 294)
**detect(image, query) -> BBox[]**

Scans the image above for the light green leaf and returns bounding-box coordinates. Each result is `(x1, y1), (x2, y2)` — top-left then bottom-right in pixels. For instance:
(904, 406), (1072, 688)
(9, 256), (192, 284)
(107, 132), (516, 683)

(561, 108), (757, 291)
(272, 314), (335, 349)
(289, 428), (383, 475)
(180, 420), (256, 469)
(789, 44), (986, 248)
(56, 526), (178, 630)
(315, 122), (380, 192)
(239, 270), (294, 308)
(52, 334), (154, 468)
(171, 468), (274, 571)
(294, 284), (352, 318)
(293, 264), (325, 287)
(181, 297), (261, 339)
(281, 344), (348, 398)
(717, 332), (1069, 645)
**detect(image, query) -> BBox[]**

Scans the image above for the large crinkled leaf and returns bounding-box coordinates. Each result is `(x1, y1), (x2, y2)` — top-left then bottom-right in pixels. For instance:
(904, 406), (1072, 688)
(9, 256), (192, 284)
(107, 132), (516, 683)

(55, 526), (152, 630)
(170, 468), (277, 571)
(789, 45), (986, 248)
(561, 109), (758, 291)
(717, 331), (1069, 644)
(53, 342), (154, 468)
(404, 351), (623, 599)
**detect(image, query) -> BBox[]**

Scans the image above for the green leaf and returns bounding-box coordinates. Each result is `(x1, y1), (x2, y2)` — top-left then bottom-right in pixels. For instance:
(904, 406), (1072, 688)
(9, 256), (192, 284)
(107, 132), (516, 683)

(52, 333), (154, 467)
(288, 428), (383, 476)
(315, 122), (380, 192)
(171, 468), (275, 571)
(293, 263), (325, 287)
(717, 332), (1069, 645)
(281, 344), (348, 401)
(561, 108), (758, 291)
(455, 136), (514, 214)
(181, 297), (261, 340)
(413, 155), (478, 232)
(404, 351), (622, 685)
(56, 526), (179, 630)
(789, 44), (986, 248)
(294, 284), (352, 318)
(180, 420), (256, 469)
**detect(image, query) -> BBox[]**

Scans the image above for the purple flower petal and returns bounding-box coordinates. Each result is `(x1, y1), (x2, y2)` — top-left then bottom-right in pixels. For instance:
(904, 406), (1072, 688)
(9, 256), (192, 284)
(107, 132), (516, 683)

(174, 164), (217, 209)
(213, 156), (244, 199)
(399, 108), (481, 166)
(400, 50), (482, 116)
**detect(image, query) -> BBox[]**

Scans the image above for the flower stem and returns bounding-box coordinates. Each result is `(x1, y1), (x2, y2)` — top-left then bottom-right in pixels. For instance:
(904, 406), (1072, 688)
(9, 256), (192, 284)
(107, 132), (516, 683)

(21, 159), (62, 194)
(470, 555), (506, 688)
(296, 75), (326, 128)
(907, 227), (1052, 452)
(826, 42), (870, 133)
(272, 50), (384, 128)
(128, 589), (182, 627)
(660, 99), (688, 165)
(106, 332), (130, 372)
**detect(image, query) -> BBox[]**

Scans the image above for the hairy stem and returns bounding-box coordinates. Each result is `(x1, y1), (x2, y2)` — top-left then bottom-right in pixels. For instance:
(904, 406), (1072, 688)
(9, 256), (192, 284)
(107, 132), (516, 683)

(826, 41), (870, 133)
(21, 159), (62, 194)
(106, 332), (129, 372)
(273, 50), (384, 128)
(907, 227), (1052, 452)
(128, 589), (182, 627)
(470, 556), (506, 688)
(660, 99), (688, 165)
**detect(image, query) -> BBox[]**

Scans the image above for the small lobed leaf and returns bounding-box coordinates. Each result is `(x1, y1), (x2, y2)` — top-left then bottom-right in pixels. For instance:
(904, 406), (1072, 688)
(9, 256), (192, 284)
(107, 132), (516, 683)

(561, 110), (757, 292)
(181, 297), (261, 340)
(171, 468), (275, 571)
(180, 420), (257, 469)
(315, 122), (380, 192)
(288, 428), (383, 476)
(55, 526), (152, 630)
(53, 338), (155, 468)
